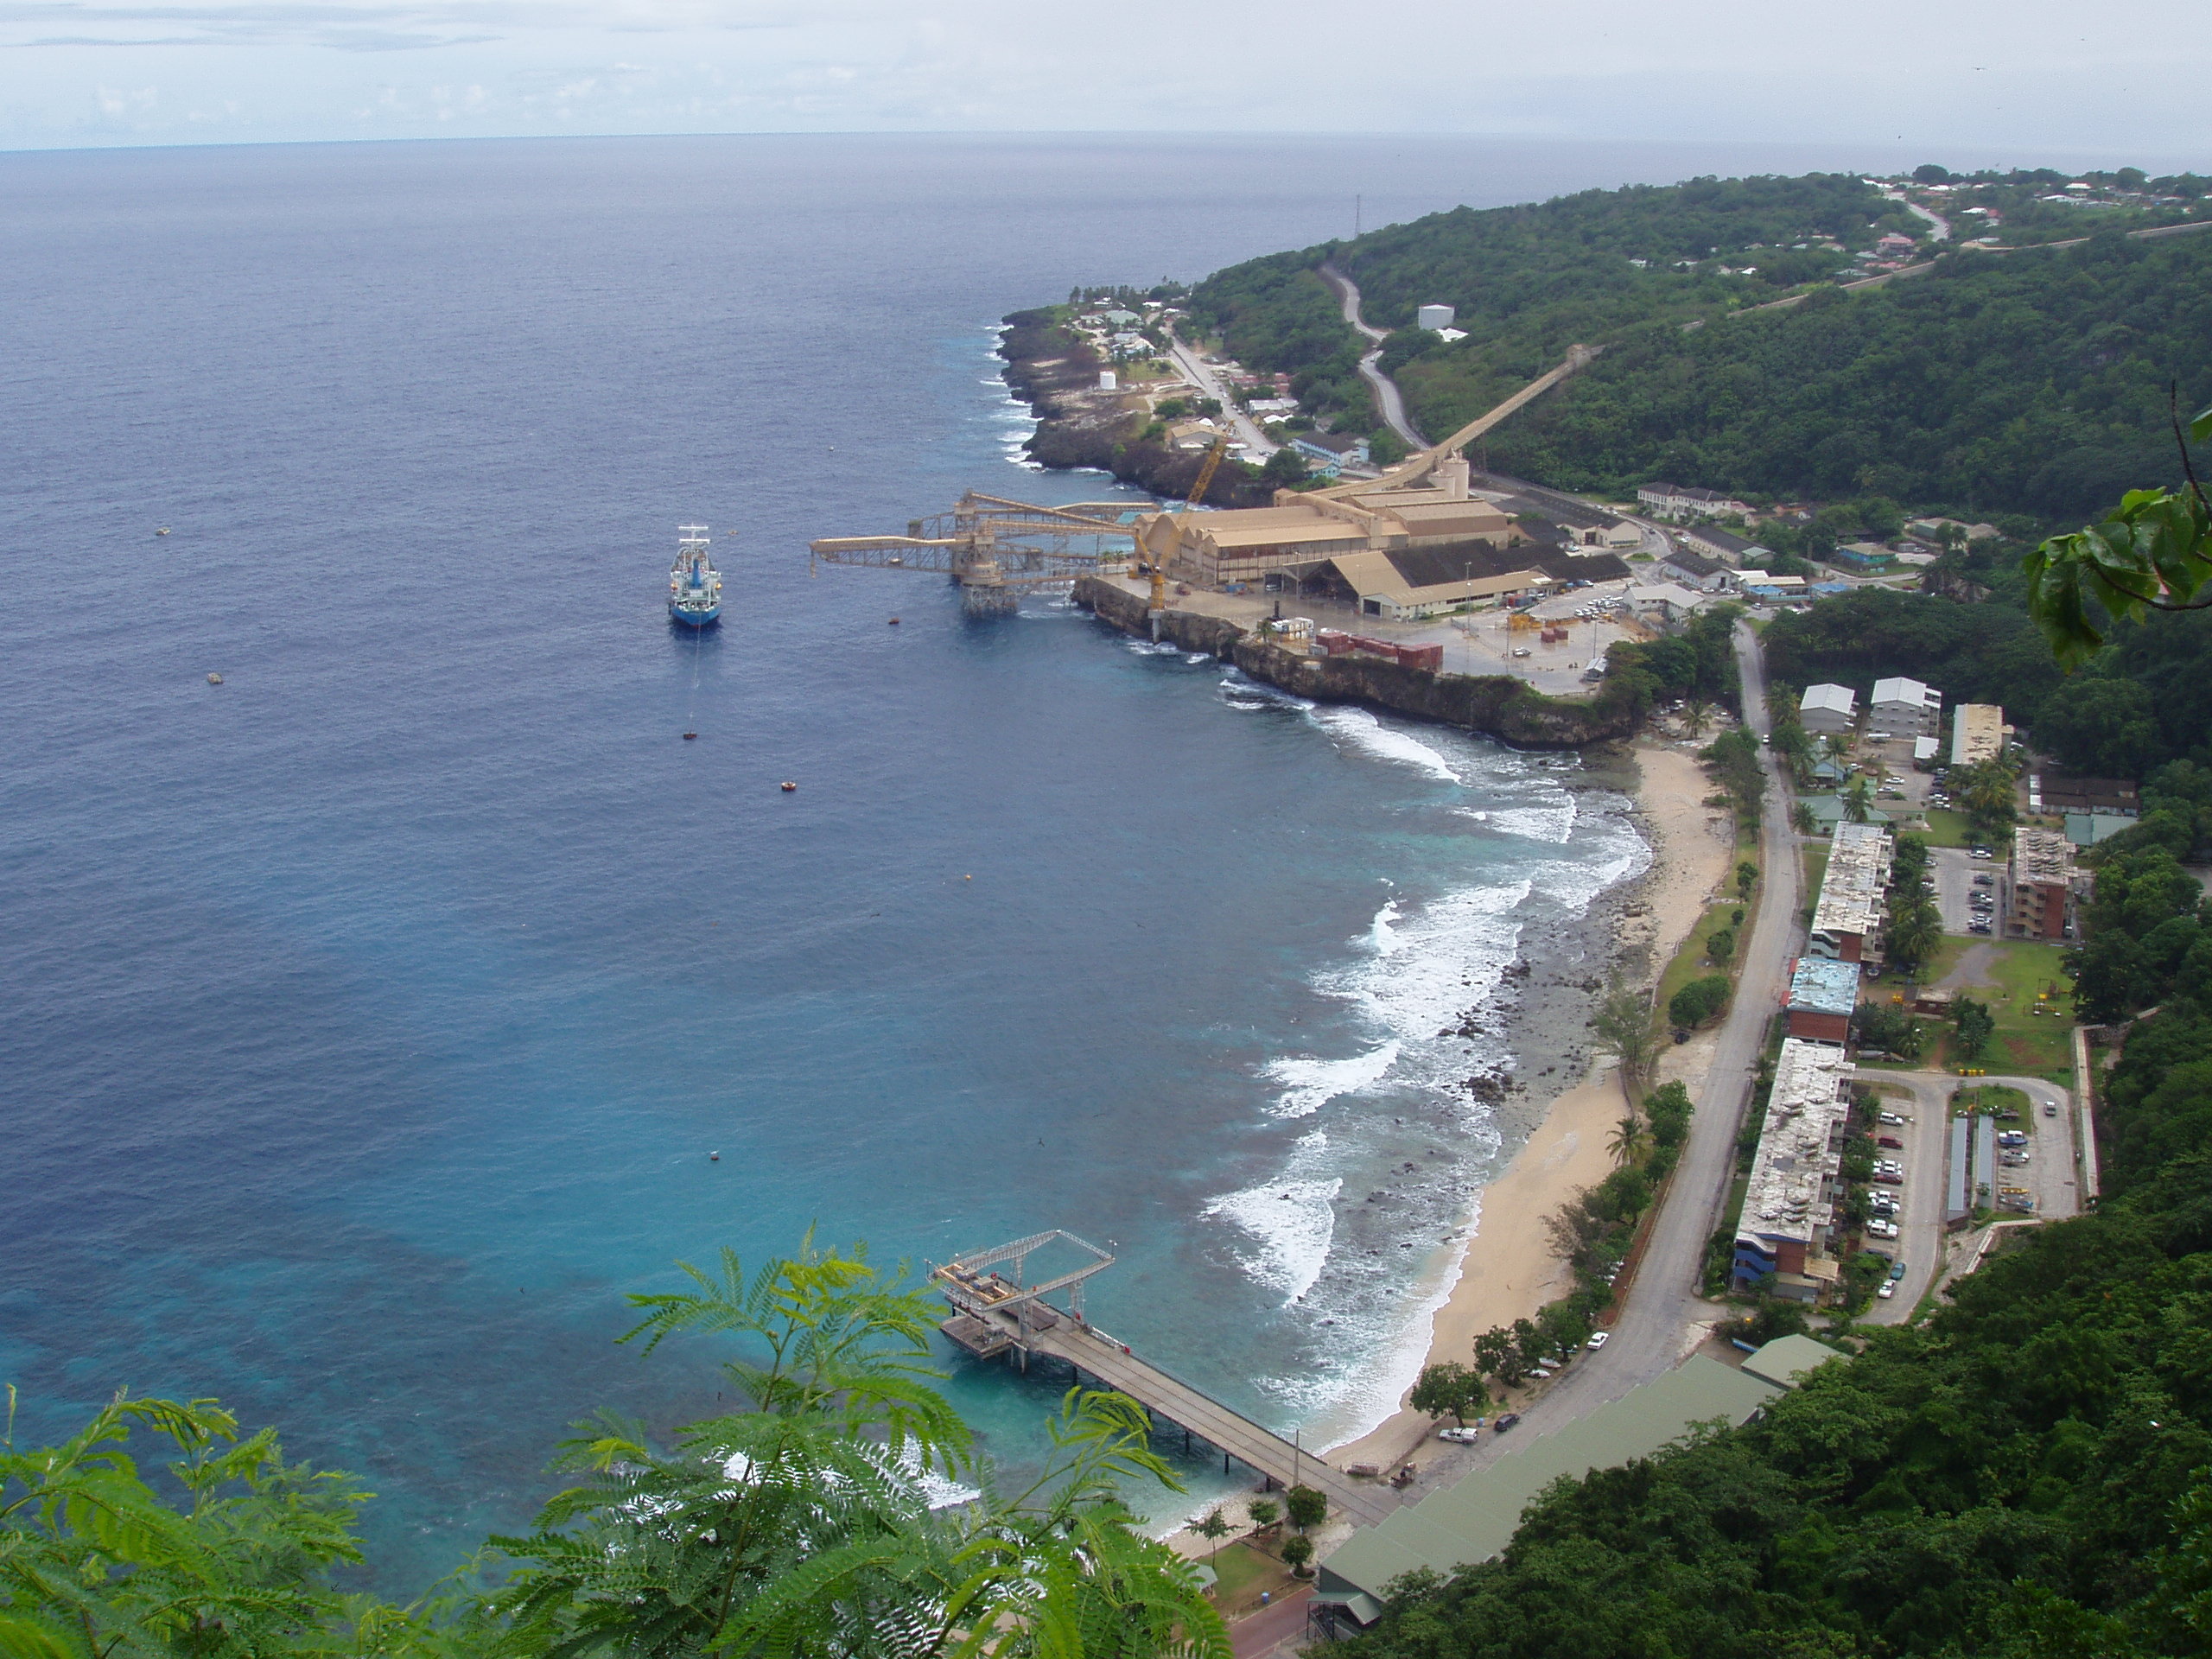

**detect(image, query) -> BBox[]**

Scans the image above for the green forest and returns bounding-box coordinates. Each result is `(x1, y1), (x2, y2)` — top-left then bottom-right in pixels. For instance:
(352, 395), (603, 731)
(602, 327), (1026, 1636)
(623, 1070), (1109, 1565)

(1185, 169), (2212, 522)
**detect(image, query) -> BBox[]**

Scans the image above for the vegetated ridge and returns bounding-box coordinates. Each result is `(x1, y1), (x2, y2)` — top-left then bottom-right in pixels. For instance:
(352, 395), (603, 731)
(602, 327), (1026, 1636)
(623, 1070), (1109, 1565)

(1189, 168), (2212, 522)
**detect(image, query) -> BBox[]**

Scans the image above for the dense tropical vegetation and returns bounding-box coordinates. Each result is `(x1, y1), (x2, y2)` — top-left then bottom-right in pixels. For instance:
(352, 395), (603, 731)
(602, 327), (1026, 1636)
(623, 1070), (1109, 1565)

(0, 1244), (1225, 1658)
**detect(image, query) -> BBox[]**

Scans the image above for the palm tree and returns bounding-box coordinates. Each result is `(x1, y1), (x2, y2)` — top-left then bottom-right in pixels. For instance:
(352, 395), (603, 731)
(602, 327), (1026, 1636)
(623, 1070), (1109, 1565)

(1608, 1115), (1649, 1166)
(1844, 773), (1875, 823)
(1792, 800), (1818, 836)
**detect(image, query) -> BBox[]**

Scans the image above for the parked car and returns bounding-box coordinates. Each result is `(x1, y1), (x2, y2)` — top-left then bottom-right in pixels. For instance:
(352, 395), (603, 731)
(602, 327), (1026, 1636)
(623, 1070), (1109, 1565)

(1878, 1281), (1897, 1299)
(1890, 1260), (1909, 1280)
(1879, 1111), (1906, 1126)
(2045, 1102), (2059, 1117)
(1878, 1135), (1904, 1149)
(1872, 1173), (1904, 1185)
(1969, 923), (1993, 934)
(1586, 1330), (1609, 1349)
(1974, 874), (1994, 887)
(1494, 1413), (1521, 1433)
(1436, 1424), (1484, 1443)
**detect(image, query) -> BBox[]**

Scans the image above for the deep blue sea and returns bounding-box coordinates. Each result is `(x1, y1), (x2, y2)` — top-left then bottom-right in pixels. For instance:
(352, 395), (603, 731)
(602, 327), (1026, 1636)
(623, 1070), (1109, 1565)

(2, 131), (1861, 1587)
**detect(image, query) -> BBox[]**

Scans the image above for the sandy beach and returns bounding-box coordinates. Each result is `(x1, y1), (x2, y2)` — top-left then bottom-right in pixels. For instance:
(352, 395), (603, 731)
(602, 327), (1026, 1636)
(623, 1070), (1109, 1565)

(1319, 741), (1734, 1474)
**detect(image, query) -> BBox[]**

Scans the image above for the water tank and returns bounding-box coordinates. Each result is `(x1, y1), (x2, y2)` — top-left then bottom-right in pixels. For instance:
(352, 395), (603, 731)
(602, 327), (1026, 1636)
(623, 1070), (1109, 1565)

(1416, 302), (1456, 331)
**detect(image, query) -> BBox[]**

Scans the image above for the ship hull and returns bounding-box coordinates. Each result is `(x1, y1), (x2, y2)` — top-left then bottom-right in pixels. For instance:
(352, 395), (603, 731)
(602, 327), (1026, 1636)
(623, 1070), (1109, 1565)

(669, 603), (721, 627)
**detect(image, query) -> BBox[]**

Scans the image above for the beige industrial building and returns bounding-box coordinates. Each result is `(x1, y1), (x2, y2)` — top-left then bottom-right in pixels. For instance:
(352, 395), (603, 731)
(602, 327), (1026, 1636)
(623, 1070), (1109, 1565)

(1731, 1039), (1856, 1299)
(1136, 455), (1520, 589)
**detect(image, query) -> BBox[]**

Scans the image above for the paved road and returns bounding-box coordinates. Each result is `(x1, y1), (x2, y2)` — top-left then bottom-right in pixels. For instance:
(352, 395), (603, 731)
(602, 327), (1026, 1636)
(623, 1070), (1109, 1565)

(1165, 336), (1275, 461)
(1382, 623), (1802, 1487)
(1884, 189), (1952, 241)
(1318, 263), (1427, 449)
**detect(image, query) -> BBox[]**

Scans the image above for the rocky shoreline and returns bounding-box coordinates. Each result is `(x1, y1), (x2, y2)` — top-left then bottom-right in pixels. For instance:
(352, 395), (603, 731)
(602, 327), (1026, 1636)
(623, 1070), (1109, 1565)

(1000, 308), (1275, 507)
(1071, 577), (1640, 751)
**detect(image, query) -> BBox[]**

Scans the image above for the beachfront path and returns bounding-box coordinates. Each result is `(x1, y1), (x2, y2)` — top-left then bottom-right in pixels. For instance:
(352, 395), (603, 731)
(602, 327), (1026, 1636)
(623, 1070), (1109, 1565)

(1405, 620), (1802, 1470)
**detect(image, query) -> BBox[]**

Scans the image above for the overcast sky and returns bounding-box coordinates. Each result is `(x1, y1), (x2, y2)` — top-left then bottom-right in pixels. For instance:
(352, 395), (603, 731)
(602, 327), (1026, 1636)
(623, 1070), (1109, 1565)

(1, 0), (2207, 159)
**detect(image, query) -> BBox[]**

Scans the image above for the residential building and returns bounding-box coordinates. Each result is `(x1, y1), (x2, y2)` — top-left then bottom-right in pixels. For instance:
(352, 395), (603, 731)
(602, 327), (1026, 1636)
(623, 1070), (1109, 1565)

(2009, 827), (2077, 941)
(1905, 516), (2001, 543)
(1681, 524), (1772, 566)
(1313, 1341), (1833, 1630)
(2036, 775), (2139, 817)
(1732, 1039), (1857, 1297)
(1798, 683), (1858, 734)
(1870, 675), (1942, 735)
(1636, 481), (1752, 522)
(1416, 302), (1456, 330)
(1785, 955), (1861, 1044)
(1950, 702), (2006, 767)
(1808, 821), (1891, 961)
(2064, 812), (2138, 848)
(1289, 431), (1370, 475)
(1801, 794), (1892, 832)
(1914, 735), (1941, 766)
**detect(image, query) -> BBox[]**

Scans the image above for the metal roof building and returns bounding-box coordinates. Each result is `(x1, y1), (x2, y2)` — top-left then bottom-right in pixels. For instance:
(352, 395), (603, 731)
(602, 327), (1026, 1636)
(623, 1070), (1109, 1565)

(1315, 1342), (1834, 1625)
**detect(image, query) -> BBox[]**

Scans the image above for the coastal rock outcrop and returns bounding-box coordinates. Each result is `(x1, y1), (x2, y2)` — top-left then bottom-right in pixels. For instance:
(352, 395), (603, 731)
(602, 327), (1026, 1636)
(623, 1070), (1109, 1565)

(1072, 577), (1640, 751)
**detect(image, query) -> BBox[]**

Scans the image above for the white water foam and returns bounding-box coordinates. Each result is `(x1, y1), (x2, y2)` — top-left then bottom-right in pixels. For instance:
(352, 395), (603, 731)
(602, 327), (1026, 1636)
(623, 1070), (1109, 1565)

(1260, 1043), (1402, 1121)
(1482, 803), (1578, 842)
(1205, 1162), (1344, 1306)
(1309, 706), (1461, 784)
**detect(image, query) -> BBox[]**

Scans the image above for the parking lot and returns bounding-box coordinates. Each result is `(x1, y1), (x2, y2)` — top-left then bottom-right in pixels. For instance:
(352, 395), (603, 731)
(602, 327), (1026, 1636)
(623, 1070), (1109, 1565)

(1852, 1070), (1951, 1319)
(1929, 844), (2003, 937)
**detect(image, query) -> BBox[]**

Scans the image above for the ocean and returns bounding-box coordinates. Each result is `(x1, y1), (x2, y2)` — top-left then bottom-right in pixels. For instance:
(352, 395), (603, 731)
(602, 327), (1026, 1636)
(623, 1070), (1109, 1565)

(0, 130), (1827, 1587)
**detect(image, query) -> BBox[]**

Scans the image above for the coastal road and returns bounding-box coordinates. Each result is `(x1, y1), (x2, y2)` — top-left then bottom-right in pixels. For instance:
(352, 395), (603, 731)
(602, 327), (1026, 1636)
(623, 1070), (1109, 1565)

(1392, 623), (1804, 1476)
(1883, 189), (1952, 241)
(1165, 336), (1274, 461)
(1318, 263), (1427, 450)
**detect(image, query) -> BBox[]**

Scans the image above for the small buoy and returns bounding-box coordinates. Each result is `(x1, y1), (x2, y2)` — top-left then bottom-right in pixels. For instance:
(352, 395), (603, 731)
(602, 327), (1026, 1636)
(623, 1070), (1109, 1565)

(206, 672), (223, 684)
(780, 781), (797, 792)
(964, 874), (972, 880)
(683, 731), (697, 740)
(709, 1150), (720, 1161)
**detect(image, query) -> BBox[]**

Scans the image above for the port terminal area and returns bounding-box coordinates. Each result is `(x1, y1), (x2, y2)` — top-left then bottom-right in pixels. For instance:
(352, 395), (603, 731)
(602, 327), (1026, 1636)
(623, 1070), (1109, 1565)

(1088, 572), (1649, 698)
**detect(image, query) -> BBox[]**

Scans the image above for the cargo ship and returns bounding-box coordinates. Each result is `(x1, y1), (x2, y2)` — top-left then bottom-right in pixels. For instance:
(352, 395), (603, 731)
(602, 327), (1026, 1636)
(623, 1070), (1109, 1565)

(668, 524), (722, 626)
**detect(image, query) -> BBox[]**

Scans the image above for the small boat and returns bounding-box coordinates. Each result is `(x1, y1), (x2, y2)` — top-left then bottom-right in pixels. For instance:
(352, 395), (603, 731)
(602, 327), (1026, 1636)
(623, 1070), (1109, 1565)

(206, 671), (223, 684)
(683, 731), (697, 741)
(156, 526), (171, 537)
(668, 524), (721, 627)
(779, 781), (797, 792)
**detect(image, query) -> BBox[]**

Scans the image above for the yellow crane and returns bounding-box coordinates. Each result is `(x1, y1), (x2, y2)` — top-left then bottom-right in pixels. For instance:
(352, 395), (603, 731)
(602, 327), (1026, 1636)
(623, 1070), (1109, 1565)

(1149, 428), (1233, 613)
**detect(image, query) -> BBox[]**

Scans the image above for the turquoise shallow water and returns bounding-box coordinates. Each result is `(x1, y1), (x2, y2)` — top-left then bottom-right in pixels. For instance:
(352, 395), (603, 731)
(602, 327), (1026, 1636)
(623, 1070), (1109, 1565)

(0, 130), (1857, 1587)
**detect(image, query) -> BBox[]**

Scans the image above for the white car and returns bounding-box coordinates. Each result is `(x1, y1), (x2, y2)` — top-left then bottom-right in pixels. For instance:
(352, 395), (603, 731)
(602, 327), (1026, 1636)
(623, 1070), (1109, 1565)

(1878, 1281), (1897, 1299)
(1879, 1112), (1906, 1126)
(1436, 1424), (1485, 1444)
(1586, 1331), (1609, 1350)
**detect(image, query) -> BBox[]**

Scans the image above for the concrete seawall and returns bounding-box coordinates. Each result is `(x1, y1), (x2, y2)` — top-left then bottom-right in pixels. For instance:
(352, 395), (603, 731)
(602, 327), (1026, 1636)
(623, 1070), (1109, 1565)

(1072, 577), (1637, 751)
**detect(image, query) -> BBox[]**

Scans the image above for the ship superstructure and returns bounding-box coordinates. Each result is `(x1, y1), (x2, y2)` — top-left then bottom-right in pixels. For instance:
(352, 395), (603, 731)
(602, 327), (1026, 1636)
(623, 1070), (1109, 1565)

(668, 524), (721, 626)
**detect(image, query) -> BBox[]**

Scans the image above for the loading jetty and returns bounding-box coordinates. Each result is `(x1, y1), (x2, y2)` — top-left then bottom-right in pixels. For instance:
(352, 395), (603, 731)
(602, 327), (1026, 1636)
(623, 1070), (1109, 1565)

(932, 1230), (1395, 1529)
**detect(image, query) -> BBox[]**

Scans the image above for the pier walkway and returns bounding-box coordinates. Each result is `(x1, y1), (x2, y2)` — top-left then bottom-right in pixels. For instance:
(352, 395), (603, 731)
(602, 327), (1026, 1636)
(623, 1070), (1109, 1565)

(1027, 1319), (1396, 1529)
(932, 1232), (1394, 1529)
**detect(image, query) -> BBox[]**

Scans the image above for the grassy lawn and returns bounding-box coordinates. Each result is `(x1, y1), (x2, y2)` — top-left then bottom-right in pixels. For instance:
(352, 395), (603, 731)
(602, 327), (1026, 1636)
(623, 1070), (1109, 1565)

(1921, 938), (2075, 1081)
(1656, 902), (1746, 1020)
(1800, 846), (1828, 925)
(1914, 809), (1995, 850)
(1206, 1541), (1293, 1613)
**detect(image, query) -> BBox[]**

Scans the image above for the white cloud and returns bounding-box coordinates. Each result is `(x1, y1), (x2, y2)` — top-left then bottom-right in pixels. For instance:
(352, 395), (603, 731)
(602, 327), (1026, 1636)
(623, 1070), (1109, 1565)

(0, 0), (2206, 153)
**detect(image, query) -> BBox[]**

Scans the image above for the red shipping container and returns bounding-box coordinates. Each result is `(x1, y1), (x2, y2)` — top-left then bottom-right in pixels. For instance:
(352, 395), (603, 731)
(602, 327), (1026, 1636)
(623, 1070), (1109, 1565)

(1395, 644), (1443, 671)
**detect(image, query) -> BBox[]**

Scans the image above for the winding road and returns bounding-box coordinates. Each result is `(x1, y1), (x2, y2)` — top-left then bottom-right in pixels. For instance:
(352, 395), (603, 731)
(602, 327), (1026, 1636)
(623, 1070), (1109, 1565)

(1318, 263), (1427, 450)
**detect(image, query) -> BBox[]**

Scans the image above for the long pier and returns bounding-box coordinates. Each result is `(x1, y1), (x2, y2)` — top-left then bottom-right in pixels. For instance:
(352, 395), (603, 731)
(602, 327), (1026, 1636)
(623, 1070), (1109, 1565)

(932, 1231), (1396, 1530)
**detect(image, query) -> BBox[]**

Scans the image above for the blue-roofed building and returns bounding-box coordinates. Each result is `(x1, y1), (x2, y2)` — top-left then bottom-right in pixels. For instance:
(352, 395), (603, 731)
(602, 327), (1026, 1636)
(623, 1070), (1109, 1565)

(1786, 956), (1861, 1044)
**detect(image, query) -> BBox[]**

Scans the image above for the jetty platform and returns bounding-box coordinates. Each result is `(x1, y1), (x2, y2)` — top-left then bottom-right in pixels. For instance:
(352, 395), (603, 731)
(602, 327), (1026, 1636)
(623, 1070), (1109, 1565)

(932, 1230), (1395, 1530)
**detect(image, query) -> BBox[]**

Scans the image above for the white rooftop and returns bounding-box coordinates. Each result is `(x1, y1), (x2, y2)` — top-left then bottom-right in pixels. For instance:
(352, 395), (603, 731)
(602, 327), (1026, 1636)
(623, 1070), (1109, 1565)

(1870, 676), (1937, 708)
(1811, 820), (1891, 942)
(1801, 683), (1857, 716)
(1738, 1039), (1855, 1249)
